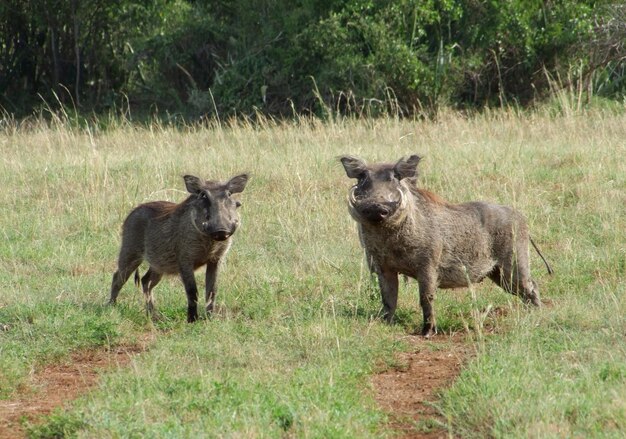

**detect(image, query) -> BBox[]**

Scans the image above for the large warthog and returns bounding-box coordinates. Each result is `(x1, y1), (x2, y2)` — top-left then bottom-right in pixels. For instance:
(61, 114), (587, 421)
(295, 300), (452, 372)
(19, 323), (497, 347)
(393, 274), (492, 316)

(109, 173), (249, 322)
(340, 155), (552, 337)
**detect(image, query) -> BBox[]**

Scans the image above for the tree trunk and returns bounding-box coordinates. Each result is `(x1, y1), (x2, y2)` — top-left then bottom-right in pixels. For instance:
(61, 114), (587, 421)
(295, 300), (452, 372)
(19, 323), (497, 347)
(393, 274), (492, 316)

(72, 0), (80, 107)
(50, 26), (60, 96)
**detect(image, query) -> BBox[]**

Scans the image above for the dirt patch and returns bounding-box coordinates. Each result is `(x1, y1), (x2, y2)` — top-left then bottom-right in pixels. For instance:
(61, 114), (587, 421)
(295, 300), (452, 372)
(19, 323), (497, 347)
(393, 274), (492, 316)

(0, 339), (151, 439)
(372, 333), (472, 438)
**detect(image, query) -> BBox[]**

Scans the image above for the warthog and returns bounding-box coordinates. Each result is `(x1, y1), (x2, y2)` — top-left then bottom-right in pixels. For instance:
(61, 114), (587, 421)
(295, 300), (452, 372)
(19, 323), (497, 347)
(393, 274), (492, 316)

(109, 173), (249, 322)
(340, 154), (552, 337)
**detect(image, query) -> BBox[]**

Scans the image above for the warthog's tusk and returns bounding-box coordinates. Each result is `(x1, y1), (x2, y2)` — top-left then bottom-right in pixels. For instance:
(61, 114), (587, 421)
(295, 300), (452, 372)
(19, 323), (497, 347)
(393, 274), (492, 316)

(398, 186), (407, 210)
(189, 209), (209, 236)
(348, 185), (358, 207)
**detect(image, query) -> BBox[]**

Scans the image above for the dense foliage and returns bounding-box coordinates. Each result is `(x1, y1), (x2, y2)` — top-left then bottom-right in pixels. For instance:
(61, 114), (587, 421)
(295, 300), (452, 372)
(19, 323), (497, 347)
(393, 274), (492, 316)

(1, 0), (625, 118)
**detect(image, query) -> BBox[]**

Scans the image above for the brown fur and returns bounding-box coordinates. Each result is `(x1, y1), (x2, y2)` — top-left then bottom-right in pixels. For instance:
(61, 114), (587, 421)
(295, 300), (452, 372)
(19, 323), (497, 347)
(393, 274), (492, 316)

(152, 200), (184, 219)
(340, 155), (551, 337)
(108, 173), (249, 322)
(414, 188), (449, 206)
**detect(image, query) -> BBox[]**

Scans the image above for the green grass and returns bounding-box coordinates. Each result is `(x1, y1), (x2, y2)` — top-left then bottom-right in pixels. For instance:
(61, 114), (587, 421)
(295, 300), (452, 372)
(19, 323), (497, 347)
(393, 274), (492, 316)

(1, 109), (625, 437)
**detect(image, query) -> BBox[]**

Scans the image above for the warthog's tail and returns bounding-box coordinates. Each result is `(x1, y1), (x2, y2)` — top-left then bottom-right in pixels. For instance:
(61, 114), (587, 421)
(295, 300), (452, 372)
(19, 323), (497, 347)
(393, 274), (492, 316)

(134, 269), (141, 287)
(530, 237), (554, 275)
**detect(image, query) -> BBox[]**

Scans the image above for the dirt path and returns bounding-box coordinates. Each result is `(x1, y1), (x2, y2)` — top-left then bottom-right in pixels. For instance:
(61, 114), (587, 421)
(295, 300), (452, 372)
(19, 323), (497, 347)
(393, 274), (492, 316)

(372, 334), (472, 438)
(0, 341), (150, 439)
(2, 332), (470, 439)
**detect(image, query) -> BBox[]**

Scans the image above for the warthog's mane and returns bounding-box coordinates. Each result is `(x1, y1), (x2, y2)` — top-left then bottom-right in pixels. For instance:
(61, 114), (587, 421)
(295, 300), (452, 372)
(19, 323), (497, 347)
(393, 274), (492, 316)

(140, 199), (209, 236)
(133, 200), (180, 219)
(143, 180), (229, 220)
(362, 163), (447, 206)
(397, 175), (449, 207)
(139, 199), (193, 220)
(409, 185), (449, 206)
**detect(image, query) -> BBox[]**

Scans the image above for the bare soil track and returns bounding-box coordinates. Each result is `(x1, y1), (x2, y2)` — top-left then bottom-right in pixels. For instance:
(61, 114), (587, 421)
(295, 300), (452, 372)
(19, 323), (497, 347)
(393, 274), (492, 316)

(372, 334), (472, 438)
(1, 332), (469, 439)
(0, 342), (148, 439)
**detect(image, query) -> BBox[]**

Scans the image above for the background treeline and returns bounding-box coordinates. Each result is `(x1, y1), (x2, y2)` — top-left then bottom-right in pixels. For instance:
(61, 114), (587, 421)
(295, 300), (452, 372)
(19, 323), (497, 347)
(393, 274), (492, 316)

(1, 0), (625, 119)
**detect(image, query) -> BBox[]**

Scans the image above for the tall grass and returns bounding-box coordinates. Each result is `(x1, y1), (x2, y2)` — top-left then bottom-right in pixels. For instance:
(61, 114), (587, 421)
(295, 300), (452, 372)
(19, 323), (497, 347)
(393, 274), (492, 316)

(0, 106), (624, 437)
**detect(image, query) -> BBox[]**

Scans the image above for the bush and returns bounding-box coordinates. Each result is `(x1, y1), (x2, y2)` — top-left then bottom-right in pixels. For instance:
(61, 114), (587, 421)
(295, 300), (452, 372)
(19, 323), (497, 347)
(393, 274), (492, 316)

(0, 0), (622, 119)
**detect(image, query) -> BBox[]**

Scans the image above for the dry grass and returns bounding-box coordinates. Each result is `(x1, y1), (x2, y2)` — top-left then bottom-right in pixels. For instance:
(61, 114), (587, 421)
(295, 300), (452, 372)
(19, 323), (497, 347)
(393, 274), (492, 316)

(1, 107), (625, 437)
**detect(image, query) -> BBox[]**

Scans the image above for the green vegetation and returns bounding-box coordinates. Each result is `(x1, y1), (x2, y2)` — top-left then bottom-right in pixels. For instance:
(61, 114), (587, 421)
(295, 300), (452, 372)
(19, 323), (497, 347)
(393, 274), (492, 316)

(1, 106), (625, 437)
(2, 1), (626, 118)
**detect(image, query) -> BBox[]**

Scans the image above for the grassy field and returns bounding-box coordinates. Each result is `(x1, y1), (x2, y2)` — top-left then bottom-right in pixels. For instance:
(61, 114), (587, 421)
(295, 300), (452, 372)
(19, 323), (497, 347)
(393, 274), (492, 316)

(1, 108), (625, 438)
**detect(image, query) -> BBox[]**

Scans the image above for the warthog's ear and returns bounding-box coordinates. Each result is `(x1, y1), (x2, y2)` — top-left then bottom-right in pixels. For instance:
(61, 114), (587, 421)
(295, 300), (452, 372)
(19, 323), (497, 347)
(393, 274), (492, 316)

(184, 175), (204, 194)
(394, 155), (422, 180)
(340, 156), (367, 179)
(227, 174), (249, 194)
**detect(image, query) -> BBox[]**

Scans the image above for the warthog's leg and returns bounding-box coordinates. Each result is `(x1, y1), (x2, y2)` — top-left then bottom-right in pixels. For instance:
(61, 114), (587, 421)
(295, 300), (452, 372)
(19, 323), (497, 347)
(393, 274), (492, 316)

(141, 268), (163, 317)
(514, 238), (541, 305)
(489, 263), (540, 306)
(205, 261), (219, 314)
(417, 267), (437, 338)
(179, 266), (199, 322)
(529, 279), (541, 305)
(377, 269), (399, 323)
(109, 257), (142, 305)
(490, 226), (541, 306)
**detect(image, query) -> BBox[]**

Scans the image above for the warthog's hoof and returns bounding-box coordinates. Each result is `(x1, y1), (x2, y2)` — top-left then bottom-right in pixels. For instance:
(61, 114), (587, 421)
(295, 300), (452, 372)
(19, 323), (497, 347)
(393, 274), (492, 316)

(205, 306), (216, 319)
(523, 294), (541, 307)
(205, 301), (215, 315)
(380, 309), (395, 324)
(421, 323), (437, 338)
(187, 308), (199, 323)
(149, 310), (164, 322)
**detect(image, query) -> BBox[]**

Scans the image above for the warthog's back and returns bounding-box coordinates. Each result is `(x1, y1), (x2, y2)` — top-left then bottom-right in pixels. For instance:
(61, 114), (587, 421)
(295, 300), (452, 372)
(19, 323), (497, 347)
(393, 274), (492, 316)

(120, 202), (178, 274)
(359, 194), (531, 289)
(121, 201), (229, 275)
(433, 201), (527, 288)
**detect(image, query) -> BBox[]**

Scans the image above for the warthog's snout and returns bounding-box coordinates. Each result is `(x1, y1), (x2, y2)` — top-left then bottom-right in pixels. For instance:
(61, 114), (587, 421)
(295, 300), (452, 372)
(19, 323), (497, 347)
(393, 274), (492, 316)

(359, 201), (399, 222)
(200, 222), (234, 241)
(210, 229), (232, 241)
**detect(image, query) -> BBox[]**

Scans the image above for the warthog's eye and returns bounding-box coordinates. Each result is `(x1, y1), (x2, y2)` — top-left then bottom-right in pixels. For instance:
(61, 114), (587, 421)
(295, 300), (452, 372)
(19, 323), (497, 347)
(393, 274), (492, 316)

(235, 201), (242, 208)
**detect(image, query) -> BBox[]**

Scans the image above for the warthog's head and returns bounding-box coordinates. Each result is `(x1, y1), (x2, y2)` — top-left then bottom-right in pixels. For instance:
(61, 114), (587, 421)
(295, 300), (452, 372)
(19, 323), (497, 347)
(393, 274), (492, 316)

(184, 174), (249, 241)
(340, 155), (421, 225)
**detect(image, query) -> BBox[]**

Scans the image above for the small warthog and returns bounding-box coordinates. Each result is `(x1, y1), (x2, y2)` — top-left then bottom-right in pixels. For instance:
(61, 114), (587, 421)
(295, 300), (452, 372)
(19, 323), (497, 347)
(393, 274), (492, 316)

(340, 155), (552, 337)
(109, 173), (249, 322)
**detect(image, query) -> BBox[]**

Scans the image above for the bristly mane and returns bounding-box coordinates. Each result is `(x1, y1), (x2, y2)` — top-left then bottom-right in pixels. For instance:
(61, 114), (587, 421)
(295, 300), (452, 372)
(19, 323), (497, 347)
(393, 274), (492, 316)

(146, 180), (224, 220)
(416, 188), (449, 205)
(139, 199), (190, 219)
(368, 162), (448, 206)
(404, 177), (449, 206)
